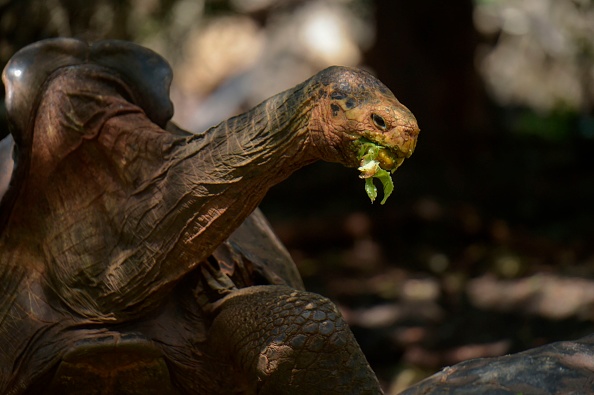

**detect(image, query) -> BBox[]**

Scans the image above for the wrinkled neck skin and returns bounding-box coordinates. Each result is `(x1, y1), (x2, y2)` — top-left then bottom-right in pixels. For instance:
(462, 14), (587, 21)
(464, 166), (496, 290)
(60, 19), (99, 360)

(0, 65), (324, 322)
(163, 81), (320, 273)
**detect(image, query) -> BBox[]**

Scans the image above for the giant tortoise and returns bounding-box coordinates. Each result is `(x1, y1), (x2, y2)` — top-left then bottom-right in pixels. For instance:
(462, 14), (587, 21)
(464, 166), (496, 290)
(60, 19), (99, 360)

(0, 38), (419, 394)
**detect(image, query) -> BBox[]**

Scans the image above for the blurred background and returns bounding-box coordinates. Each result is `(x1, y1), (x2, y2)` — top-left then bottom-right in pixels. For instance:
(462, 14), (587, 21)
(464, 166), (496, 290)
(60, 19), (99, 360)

(1, 0), (594, 392)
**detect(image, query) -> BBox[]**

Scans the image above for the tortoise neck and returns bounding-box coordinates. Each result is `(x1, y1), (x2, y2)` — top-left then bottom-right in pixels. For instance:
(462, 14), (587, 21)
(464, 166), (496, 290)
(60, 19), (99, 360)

(195, 79), (320, 175)
(157, 78), (324, 274)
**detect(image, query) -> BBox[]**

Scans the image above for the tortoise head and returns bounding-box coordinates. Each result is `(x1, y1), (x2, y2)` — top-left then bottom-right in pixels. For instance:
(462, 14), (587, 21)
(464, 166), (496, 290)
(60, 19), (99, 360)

(308, 66), (419, 170)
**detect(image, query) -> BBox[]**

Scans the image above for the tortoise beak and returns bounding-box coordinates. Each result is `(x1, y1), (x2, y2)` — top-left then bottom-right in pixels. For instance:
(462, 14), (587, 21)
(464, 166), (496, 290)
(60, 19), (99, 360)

(376, 122), (419, 171)
(374, 147), (403, 171)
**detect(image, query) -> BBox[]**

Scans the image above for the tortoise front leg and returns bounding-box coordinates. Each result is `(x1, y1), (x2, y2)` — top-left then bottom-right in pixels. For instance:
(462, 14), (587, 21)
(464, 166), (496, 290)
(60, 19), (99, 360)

(206, 285), (383, 394)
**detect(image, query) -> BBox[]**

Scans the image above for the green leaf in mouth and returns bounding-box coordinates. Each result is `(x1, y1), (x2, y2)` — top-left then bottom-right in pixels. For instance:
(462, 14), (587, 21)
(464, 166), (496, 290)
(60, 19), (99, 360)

(357, 141), (396, 204)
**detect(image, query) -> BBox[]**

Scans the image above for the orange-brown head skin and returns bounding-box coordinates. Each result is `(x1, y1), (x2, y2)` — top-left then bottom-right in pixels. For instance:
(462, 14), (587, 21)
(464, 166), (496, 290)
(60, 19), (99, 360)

(306, 66), (419, 169)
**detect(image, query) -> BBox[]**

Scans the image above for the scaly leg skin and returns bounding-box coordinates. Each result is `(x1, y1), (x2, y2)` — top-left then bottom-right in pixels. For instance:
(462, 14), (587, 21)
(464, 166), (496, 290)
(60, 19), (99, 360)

(207, 285), (383, 395)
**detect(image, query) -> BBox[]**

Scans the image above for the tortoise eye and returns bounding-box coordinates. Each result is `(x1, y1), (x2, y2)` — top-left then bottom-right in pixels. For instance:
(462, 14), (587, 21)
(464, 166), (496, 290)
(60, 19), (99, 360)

(372, 113), (387, 130)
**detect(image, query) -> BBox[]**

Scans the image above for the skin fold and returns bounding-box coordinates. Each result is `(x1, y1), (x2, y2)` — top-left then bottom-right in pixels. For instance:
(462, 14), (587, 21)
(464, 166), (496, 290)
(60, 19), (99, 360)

(0, 39), (419, 394)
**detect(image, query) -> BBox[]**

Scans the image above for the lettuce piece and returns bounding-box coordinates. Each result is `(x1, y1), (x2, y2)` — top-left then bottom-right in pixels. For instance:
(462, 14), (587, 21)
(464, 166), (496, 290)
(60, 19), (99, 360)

(364, 178), (378, 203)
(357, 141), (395, 204)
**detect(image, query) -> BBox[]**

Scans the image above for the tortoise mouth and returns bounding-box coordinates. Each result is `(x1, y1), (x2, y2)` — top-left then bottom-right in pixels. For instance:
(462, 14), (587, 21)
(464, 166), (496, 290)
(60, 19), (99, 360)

(376, 147), (405, 171)
(353, 138), (407, 172)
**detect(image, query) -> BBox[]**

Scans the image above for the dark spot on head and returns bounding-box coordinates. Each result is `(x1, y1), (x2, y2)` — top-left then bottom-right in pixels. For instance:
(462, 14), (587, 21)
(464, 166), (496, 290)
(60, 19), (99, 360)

(378, 85), (390, 95)
(331, 103), (340, 117)
(318, 89), (328, 99)
(345, 98), (356, 109)
(330, 91), (346, 100)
